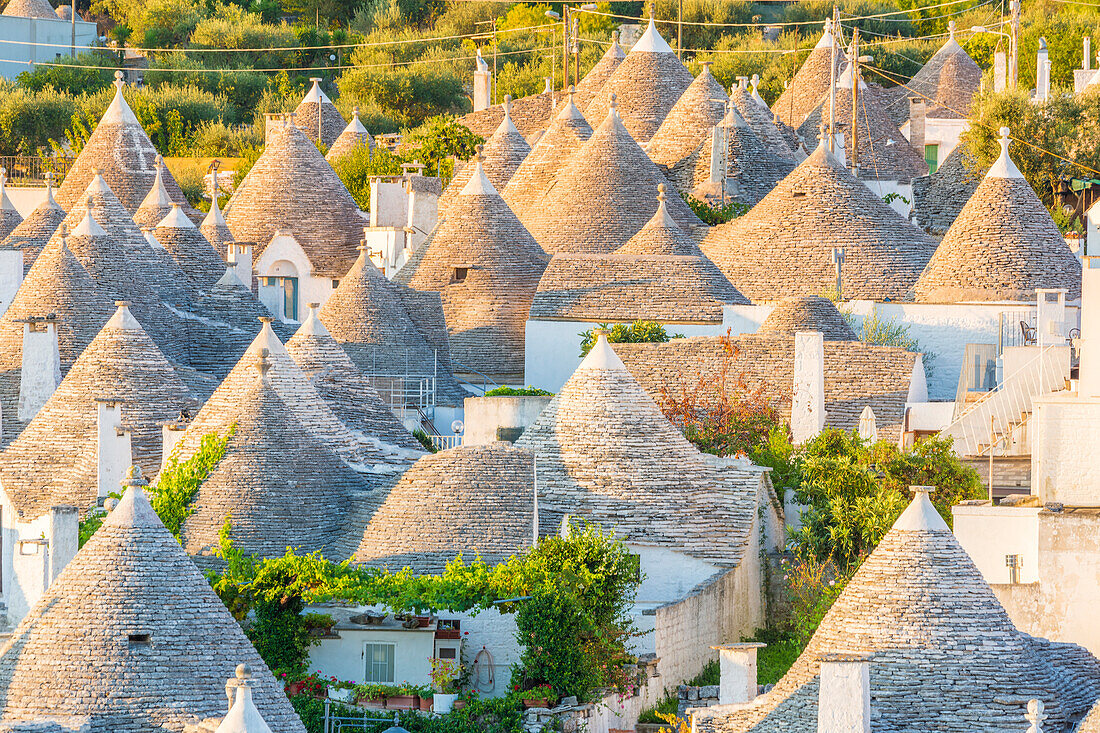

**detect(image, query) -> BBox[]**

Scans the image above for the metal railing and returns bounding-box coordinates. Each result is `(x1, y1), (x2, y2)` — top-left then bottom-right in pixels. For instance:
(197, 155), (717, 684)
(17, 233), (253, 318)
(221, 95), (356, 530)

(940, 345), (1066, 457)
(0, 156), (74, 186)
(429, 434), (462, 451)
(450, 358), (500, 396)
(998, 309), (1038, 354)
(365, 374), (436, 417)
(323, 698), (396, 733)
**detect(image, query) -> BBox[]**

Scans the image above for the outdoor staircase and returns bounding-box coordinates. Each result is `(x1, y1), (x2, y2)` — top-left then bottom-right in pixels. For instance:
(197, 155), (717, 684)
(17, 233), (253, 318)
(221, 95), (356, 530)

(940, 345), (1069, 458)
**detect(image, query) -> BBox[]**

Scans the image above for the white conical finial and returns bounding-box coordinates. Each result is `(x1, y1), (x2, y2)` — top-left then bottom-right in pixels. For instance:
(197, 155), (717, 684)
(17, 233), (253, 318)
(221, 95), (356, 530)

(114, 69), (125, 91)
(1025, 700), (1046, 733)
(948, 20), (956, 39)
(216, 664), (274, 733)
(460, 145), (497, 196)
(353, 104), (360, 121)
(45, 171), (55, 204)
(610, 93), (619, 116)
(987, 126), (1024, 179)
(892, 485), (949, 532)
(503, 95), (513, 119)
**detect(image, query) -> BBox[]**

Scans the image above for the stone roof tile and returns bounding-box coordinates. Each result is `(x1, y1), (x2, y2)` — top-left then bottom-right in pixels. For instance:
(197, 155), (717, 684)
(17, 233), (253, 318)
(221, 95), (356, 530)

(908, 23), (982, 119)
(326, 106), (374, 163)
(910, 143), (984, 236)
(2, 0), (57, 18)
(0, 177), (66, 274)
(773, 20), (846, 128)
(647, 63), (728, 177)
(573, 32), (626, 110)
(442, 97), (531, 209)
(757, 295), (857, 340)
(293, 79), (346, 147)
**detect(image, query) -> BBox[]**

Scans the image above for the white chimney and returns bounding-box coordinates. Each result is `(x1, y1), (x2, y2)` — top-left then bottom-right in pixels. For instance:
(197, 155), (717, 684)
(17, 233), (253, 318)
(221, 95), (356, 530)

(18, 318), (61, 421)
(792, 331), (826, 444)
(709, 124), (725, 185)
(161, 423), (187, 468)
(473, 49), (491, 112)
(712, 643), (766, 705)
(217, 664), (274, 733)
(1035, 38), (1050, 101)
(0, 247), (23, 316)
(97, 400), (132, 501)
(1079, 255), (1100, 397)
(1086, 36), (1092, 72)
(227, 242), (253, 289)
(817, 652), (872, 733)
(994, 50), (1007, 92)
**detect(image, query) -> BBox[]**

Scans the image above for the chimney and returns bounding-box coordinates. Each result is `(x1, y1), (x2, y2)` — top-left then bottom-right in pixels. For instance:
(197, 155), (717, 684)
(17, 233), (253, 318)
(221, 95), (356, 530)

(994, 49), (1007, 92)
(1036, 38), (1051, 101)
(1086, 36), (1092, 72)
(97, 399), (132, 501)
(0, 246), (22, 315)
(817, 652), (872, 733)
(908, 97), (926, 156)
(18, 317), (61, 422)
(709, 124), (725, 185)
(217, 664), (274, 733)
(227, 242), (253, 289)
(712, 643), (766, 705)
(1078, 255), (1100, 396)
(792, 331), (826, 444)
(263, 113), (281, 146)
(161, 422), (187, 468)
(473, 49), (491, 112)
(46, 505), (79, 588)
(141, 227), (164, 250)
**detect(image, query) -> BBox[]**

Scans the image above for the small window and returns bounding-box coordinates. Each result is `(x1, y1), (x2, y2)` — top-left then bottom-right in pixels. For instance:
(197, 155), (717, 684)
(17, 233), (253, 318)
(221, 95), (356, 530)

(452, 267), (468, 283)
(792, 189), (806, 198)
(332, 279), (340, 289)
(438, 619), (461, 631)
(438, 647), (457, 660)
(364, 642), (395, 683)
(924, 144), (939, 174)
(128, 633), (152, 647)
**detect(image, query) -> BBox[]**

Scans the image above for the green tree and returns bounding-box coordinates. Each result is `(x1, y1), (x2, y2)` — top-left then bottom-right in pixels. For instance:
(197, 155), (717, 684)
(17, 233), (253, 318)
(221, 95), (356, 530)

(578, 321), (682, 356)
(332, 144), (405, 209)
(16, 51), (118, 95)
(401, 115), (483, 178)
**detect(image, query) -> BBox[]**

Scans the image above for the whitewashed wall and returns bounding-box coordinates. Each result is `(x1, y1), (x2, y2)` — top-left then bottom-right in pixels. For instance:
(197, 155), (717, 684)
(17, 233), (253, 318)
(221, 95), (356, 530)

(952, 504), (1041, 584)
(0, 15), (97, 80)
(1032, 392), (1100, 506)
(0, 496), (78, 628)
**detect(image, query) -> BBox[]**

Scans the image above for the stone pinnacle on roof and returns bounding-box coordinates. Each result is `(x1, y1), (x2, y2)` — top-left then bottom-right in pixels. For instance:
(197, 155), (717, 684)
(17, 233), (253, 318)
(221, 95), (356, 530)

(0, 170), (64, 273)
(730, 79), (797, 162)
(56, 73), (194, 215)
(201, 185), (234, 250)
(914, 127), (1081, 303)
(573, 30), (626, 109)
(326, 105), (375, 163)
(502, 85), (593, 219)
(155, 203), (231, 292)
(132, 154), (175, 228)
(217, 665), (276, 733)
(0, 465), (306, 732)
(294, 77), (346, 147)
(689, 102), (796, 206)
(520, 93), (703, 254)
(907, 20), (982, 119)
(441, 95), (530, 209)
(616, 184), (699, 256)
(700, 140), (937, 301)
(396, 150), (548, 381)
(513, 332), (761, 565)
(584, 19), (695, 143)
(773, 18), (846, 128)
(694, 485), (1100, 733)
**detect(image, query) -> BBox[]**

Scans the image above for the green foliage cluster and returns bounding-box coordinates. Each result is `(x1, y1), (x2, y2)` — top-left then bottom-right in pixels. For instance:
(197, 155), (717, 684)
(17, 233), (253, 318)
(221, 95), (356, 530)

(578, 321), (682, 357)
(637, 660), (719, 723)
(16, 51), (119, 96)
(411, 428), (437, 452)
(206, 520), (640, 701)
(483, 386), (553, 397)
(680, 191), (749, 226)
(291, 694), (523, 733)
(331, 145), (405, 209)
(150, 426), (235, 540)
(0, 84), (78, 155)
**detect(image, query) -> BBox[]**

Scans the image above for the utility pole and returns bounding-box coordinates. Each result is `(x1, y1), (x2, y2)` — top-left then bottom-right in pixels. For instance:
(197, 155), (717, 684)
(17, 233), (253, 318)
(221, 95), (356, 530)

(573, 14), (580, 88)
(850, 28), (860, 175)
(1009, 0), (1020, 90)
(493, 19), (498, 104)
(678, 0), (683, 60)
(827, 8), (839, 154)
(563, 5), (570, 91)
(70, 0), (76, 56)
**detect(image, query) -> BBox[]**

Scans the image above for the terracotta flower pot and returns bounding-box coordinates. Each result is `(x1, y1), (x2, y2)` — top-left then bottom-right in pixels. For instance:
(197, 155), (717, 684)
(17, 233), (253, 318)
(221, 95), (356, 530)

(285, 681), (306, 697)
(523, 699), (549, 709)
(385, 695), (418, 710)
(419, 696), (434, 711)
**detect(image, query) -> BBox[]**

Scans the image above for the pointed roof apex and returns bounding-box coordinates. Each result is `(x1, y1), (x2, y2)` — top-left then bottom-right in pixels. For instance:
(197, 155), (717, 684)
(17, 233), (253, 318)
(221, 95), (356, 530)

(255, 346), (272, 378)
(558, 85), (585, 120)
(815, 17), (837, 49)
(0, 167), (14, 211)
(987, 126), (1024, 179)
(143, 227), (163, 249)
(460, 148), (499, 196)
(634, 16), (674, 54)
(44, 170), (58, 207)
(653, 183), (676, 228)
(158, 203), (197, 229)
(102, 72), (141, 126)
(106, 299), (142, 330)
(216, 665), (274, 733)
(215, 264), (246, 289)
(89, 168), (111, 193)
(139, 154), (173, 210)
(297, 301), (332, 338)
(893, 485), (949, 532)
(581, 331), (628, 372)
(837, 61), (867, 89)
(101, 465), (164, 529)
(610, 30), (626, 56)
(203, 193), (228, 229)
(72, 197), (108, 238)
(345, 104), (368, 134)
(302, 77), (332, 105)
(495, 95), (521, 137)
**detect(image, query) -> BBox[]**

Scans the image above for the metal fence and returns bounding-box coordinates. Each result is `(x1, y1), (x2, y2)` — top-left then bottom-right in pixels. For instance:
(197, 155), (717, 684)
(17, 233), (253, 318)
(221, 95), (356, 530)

(0, 156), (75, 186)
(323, 698), (397, 733)
(365, 374), (436, 417)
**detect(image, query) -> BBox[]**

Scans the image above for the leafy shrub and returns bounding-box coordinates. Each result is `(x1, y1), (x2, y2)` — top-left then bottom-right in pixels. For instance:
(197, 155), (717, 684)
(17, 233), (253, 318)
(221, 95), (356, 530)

(0, 85), (75, 155)
(17, 51), (118, 96)
(331, 145), (405, 210)
(483, 386), (553, 397)
(411, 428), (437, 453)
(578, 321), (682, 357)
(680, 191), (749, 225)
(339, 65), (469, 129)
(189, 5), (299, 69)
(187, 120), (263, 157)
(165, 157), (210, 209)
(401, 115), (483, 179)
(134, 0), (203, 48)
(145, 52), (268, 123)
(151, 426), (234, 540)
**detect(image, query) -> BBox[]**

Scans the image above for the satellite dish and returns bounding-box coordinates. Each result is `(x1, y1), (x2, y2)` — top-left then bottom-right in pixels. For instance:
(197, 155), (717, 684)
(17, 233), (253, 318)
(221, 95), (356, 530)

(451, 420), (465, 434)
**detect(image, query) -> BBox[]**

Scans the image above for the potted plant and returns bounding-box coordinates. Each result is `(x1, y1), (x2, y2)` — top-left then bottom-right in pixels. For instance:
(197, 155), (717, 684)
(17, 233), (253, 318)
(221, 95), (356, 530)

(299, 672), (329, 699)
(430, 657), (462, 714)
(385, 683), (420, 710)
(517, 684), (556, 709)
(354, 683), (386, 708)
(328, 677), (356, 703)
(418, 687), (434, 711)
(302, 613), (336, 638)
(279, 669), (307, 697)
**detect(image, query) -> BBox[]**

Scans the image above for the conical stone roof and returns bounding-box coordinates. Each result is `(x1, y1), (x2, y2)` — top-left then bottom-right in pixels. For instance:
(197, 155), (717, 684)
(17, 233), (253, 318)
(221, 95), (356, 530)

(502, 88), (593, 219)
(441, 97), (531, 209)
(908, 22), (981, 119)
(396, 159), (548, 380)
(0, 471), (306, 732)
(0, 302), (194, 520)
(701, 105), (797, 206)
(695, 488), (1100, 733)
(573, 31), (626, 110)
(354, 442), (538, 573)
(700, 142), (937, 301)
(758, 295), (857, 340)
(773, 19), (846, 128)
(56, 78), (192, 213)
(326, 106), (374, 163)
(178, 352), (371, 561)
(319, 247), (470, 405)
(911, 143), (984, 236)
(0, 172), (23, 241)
(3, 0), (57, 18)
(131, 155), (175, 228)
(531, 187), (747, 321)
(200, 194), (234, 251)
(154, 204), (230, 292)
(224, 116), (364, 278)
(513, 333), (760, 564)
(0, 176), (65, 274)
(797, 75), (928, 181)
(730, 82), (797, 161)
(584, 19), (694, 143)
(521, 96), (703, 254)
(647, 63), (728, 178)
(293, 78), (346, 148)
(914, 128), (1081, 302)
(286, 304), (422, 451)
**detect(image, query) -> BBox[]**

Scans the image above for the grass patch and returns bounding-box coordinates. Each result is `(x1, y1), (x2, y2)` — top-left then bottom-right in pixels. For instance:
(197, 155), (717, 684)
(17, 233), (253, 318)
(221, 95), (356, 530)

(637, 659), (720, 723)
(745, 628), (802, 686)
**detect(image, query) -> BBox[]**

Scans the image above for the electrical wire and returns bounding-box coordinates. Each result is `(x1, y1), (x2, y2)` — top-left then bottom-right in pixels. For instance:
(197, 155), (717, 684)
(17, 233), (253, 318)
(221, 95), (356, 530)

(1050, 0), (1100, 7)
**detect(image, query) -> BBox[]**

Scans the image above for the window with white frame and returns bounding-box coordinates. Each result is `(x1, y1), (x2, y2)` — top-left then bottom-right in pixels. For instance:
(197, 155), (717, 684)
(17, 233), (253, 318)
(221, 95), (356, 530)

(364, 642), (396, 683)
